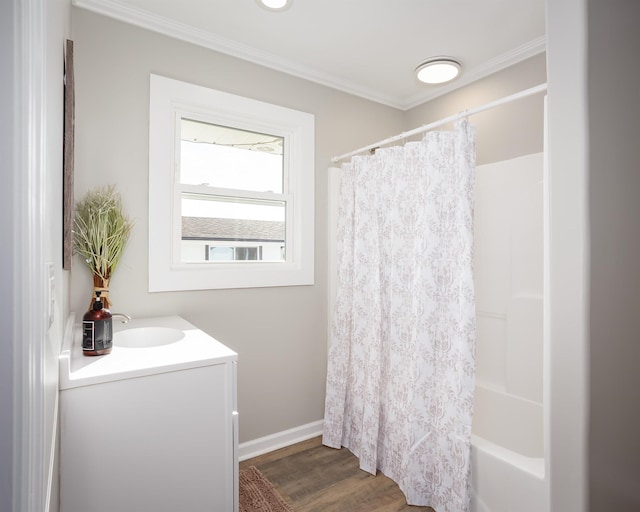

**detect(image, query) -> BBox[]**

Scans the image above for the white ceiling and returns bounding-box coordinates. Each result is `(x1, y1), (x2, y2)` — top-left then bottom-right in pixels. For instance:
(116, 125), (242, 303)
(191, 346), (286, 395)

(73, 0), (546, 110)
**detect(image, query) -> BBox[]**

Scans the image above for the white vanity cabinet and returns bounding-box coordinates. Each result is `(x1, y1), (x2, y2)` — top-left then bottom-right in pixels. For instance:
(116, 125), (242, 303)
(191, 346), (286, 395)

(59, 315), (238, 512)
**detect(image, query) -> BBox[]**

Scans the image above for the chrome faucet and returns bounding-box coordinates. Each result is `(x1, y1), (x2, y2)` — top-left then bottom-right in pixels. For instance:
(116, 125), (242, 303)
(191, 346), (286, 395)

(111, 313), (131, 324)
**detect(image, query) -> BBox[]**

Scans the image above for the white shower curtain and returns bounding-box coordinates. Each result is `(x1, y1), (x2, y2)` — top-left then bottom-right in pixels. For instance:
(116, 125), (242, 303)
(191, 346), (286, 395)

(323, 120), (477, 511)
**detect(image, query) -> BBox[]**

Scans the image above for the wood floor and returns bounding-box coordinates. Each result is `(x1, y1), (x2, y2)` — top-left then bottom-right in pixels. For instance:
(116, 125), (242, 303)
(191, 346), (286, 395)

(240, 436), (435, 512)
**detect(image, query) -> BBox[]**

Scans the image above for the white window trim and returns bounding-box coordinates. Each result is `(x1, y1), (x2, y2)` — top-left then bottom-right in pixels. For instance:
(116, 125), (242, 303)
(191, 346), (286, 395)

(149, 74), (315, 291)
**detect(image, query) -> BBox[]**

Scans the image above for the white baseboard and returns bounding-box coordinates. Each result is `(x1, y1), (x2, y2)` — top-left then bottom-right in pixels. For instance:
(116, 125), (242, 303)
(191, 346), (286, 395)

(238, 420), (324, 462)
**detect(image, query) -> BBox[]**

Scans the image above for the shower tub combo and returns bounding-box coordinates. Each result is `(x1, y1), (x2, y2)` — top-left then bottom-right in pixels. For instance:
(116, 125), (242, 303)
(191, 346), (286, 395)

(470, 384), (547, 512)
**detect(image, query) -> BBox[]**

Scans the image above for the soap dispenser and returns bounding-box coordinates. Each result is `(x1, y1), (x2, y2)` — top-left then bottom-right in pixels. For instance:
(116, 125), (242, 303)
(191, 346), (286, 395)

(82, 291), (113, 356)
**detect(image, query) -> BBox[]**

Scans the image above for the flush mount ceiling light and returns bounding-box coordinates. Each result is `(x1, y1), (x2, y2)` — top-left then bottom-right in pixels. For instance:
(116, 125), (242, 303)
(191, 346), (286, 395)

(257, 0), (293, 11)
(415, 58), (462, 85)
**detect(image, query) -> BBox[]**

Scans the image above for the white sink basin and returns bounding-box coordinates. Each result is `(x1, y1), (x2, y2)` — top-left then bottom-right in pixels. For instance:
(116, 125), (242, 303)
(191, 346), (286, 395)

(60, 315), (238, 389)
(113, 326), (185, 348)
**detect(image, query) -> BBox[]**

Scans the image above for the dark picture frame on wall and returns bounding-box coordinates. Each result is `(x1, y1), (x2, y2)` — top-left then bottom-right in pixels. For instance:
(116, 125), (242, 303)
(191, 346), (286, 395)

(63, 39), (75, 270)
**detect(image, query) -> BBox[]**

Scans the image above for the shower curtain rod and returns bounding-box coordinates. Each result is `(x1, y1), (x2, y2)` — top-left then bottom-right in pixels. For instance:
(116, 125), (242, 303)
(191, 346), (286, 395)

(330, 82), (547, 164)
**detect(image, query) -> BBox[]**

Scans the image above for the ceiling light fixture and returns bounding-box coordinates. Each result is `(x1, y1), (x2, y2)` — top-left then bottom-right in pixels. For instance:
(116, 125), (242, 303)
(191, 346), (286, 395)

(415, 58), (462, 85)
(257, 0), (293, 11)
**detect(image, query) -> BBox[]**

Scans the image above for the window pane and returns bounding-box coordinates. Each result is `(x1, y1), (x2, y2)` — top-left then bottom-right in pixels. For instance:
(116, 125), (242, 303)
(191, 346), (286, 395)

(180, 118), (283, 193)
(181, 195), (286, 263)
(208, 246), (235, 261)
(149, 74), (314, 291)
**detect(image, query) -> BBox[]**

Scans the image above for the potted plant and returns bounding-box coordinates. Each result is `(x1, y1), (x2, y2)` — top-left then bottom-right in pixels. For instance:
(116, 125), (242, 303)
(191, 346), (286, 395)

(73, 185), (134, 309)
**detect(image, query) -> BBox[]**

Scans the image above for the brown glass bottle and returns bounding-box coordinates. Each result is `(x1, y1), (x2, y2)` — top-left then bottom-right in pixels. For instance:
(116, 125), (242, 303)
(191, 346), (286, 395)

(82, 291), (113, 356)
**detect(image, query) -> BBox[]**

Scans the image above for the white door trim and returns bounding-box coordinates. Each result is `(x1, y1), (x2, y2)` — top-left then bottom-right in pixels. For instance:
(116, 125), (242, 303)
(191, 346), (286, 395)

(13, 1), (47, 511)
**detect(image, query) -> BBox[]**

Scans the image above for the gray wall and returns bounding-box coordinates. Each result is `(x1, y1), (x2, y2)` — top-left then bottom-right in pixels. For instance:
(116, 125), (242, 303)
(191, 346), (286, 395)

(405, 53), (546, 166)
(70, 8), (405, 442)
(546, 0), (640, 510)
(587, 1), (640, 510)
(0, 2), (17, 510)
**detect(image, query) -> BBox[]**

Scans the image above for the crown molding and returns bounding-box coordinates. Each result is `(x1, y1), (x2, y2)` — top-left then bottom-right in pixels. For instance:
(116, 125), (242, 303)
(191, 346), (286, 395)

(73, 0), (402, 106)
(401, 36), (547, 110)
(73, 0), (545, 111)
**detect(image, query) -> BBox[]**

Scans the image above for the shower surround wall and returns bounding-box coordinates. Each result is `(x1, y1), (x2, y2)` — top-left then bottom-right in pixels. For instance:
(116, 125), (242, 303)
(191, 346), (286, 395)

(474, 152), (543, 404)
(471, 152), (545, 512)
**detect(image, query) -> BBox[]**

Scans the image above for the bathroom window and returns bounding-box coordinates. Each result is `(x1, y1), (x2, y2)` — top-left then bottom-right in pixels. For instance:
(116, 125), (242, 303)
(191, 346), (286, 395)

(149, 75), (314, 291)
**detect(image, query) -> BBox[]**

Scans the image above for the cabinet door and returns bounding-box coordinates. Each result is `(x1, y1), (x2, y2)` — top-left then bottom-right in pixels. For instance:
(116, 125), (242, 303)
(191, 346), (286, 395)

(61, 363), (235, 512)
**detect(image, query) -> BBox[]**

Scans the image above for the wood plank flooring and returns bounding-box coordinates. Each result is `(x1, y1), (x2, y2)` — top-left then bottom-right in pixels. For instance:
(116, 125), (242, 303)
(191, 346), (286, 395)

(240, 436), (434, 512)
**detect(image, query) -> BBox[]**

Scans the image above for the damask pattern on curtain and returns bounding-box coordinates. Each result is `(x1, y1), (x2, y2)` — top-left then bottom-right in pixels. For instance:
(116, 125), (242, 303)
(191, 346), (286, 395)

(323, 120), (477, 512)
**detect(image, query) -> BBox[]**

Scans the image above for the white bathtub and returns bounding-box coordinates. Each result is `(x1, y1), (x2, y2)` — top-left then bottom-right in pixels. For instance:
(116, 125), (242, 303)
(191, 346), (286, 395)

(471, 385), (547, 512)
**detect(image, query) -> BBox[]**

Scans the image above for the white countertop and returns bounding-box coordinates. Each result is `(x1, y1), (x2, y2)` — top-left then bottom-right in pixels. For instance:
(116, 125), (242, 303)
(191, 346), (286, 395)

(60, 314), (237, 390)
